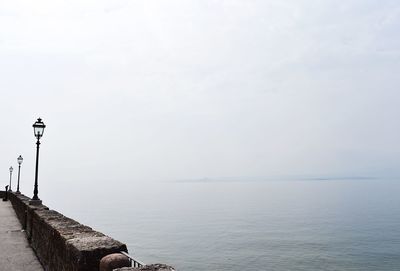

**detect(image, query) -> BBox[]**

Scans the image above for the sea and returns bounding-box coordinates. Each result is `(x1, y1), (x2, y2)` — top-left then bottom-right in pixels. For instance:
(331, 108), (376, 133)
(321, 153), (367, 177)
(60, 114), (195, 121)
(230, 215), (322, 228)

(44, 178), (400, 271)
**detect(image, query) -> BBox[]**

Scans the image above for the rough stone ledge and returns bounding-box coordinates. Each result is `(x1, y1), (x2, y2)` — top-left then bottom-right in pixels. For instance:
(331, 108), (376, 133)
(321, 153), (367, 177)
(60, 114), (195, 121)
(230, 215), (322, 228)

(7, 192), (128, 271)
(3, 191), (176, 271)
(113, 264), (176, 271)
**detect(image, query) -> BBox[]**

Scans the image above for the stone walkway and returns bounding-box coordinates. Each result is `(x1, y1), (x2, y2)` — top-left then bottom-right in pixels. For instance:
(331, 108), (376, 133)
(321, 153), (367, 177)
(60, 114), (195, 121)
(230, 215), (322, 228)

(0, 199), (43, 271)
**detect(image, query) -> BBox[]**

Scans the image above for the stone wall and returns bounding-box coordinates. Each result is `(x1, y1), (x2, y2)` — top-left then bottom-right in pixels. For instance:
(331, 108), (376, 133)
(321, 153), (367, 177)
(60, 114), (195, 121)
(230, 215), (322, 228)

(7, 192), (128, 271)
(113, 264), (176, 271)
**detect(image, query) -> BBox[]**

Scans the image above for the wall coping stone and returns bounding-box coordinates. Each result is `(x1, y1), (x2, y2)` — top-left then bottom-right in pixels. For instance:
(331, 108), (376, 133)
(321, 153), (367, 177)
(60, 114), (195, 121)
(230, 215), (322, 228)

(113, 264), (176, 271)
(1, 191), (176, 271)
(6, 191), (127, 271)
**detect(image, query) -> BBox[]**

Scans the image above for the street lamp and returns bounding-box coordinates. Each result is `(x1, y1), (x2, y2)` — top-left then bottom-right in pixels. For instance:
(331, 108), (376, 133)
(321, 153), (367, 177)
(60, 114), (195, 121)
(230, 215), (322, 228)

(30, 118), (46, 205)
(9, 166), (13, 192)
(16, 155), (23, 194)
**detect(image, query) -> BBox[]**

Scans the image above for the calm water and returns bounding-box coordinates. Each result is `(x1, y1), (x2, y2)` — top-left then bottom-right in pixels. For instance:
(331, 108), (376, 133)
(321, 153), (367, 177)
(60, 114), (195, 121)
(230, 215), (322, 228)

(46, 179), (400, 270)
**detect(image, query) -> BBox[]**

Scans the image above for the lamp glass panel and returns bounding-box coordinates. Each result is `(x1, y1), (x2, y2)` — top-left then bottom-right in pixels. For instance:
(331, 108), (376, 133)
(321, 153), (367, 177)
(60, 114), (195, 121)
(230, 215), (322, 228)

(34, 126), (44, 137)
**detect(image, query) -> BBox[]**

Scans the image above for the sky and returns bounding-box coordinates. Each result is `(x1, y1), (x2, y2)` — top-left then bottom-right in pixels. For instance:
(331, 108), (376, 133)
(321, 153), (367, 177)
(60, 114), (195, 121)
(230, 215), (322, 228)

(1, 0), (400, 195)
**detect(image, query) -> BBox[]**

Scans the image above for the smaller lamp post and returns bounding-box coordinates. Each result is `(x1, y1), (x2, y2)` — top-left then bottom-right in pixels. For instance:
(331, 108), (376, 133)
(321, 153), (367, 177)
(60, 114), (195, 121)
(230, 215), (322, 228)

(16, 155), (23, 194)
(30, 118), (46, 205)
(9, 166), (13, 192)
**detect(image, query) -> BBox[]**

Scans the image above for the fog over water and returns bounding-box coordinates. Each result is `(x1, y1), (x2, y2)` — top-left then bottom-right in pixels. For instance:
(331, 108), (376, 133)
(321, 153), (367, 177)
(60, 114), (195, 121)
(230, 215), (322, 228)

(1, 1), (400, 269)
(45, 178), (400, 270)
(2, 0), (400, 188)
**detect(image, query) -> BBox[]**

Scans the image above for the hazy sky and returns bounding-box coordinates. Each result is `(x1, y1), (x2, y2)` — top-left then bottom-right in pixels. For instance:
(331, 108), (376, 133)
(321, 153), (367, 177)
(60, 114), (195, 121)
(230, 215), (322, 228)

(1, 0), (400, 194)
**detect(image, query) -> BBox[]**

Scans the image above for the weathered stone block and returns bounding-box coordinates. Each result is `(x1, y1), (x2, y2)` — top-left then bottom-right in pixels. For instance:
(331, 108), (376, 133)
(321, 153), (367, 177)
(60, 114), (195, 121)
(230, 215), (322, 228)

(6, 193), (175, 271)
(7, 192), (128, 271)
(100, 253), (131, 271)
(113, 264), (176, 271)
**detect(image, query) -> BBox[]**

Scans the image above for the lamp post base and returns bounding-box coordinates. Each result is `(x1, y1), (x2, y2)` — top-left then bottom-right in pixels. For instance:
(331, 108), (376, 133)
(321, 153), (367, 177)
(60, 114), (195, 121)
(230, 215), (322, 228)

(29, 199), (42, 206)
(15, 191), (21, 194)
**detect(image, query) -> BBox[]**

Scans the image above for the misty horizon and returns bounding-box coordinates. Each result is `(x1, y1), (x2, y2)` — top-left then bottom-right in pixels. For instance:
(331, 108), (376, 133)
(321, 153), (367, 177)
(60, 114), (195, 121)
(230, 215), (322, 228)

(2, 0), (400, 193)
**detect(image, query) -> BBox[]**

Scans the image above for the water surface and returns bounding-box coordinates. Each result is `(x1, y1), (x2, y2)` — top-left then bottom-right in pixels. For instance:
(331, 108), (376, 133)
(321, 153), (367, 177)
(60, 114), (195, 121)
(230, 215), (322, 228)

(45, 179), (400, 270)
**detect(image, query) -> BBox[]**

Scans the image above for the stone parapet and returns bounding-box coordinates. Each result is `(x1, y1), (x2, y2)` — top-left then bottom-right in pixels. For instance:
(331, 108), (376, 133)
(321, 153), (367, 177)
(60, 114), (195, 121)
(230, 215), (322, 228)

(113, 264), (176, 271)
(7, 192), (127, 271)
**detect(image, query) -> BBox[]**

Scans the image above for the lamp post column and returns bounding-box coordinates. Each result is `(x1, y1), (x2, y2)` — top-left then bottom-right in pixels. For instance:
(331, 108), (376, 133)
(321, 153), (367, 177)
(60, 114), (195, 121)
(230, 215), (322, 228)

(17, 166), (21, 194)
(30, 117), (45, 205)
(32, 138), (40, 200)
(16, 155), (23, 194)
(9, 167), (13, 192)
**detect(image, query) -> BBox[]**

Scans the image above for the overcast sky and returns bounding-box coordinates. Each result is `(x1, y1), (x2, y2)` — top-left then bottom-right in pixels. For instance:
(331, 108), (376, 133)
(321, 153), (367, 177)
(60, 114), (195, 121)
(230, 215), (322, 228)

(1, 0), (400, 194)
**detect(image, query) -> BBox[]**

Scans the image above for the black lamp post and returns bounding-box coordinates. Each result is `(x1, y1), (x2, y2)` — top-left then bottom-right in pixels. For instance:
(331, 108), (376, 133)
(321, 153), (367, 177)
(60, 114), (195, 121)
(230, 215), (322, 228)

(9, 166), (13, 192)
(16, 155), (23, 194)
(30, 118), (46, 205)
